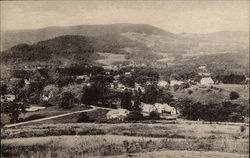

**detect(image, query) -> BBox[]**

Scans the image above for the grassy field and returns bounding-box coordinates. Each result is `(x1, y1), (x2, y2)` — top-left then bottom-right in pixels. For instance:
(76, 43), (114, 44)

(107, 150), (248, 158)
(96, 52), (127, 65)
(20, 109), (110, 125)
(24, 105), (90, 121)
(1, 105), (91, 125)
(173, 84), (249, 105)
(2, 121), (248, 157)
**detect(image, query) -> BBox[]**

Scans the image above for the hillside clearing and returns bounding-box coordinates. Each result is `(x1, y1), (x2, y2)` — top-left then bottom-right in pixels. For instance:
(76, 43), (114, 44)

(95, 52), (127, 66)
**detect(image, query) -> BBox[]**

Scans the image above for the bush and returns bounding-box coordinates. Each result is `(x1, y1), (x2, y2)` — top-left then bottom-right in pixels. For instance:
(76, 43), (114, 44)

(125, 111), (144, 121)
(77, 113), (91, 122)
(188, 90), (193, 94)
(179, 82), (190, 90)
(229, 91), (240, 100)
(149, 111), (161, 120)
(240, 125), (246, 132)
(173, 85), (179, 91)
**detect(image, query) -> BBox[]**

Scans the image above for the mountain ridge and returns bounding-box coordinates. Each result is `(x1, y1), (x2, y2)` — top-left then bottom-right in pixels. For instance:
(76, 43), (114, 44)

(1, 23), (180, 51)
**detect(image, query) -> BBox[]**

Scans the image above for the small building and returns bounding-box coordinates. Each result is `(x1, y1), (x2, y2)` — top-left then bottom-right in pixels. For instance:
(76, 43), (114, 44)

(157, 80), (169, 87)
(106, 108), (130, 120)
(170, 80), (184, 86)
(142, 103), (177, 116)
(117, 83), (126, 90)
(198, 73), (211, 77)
(142, 103), (155, 116)
(200, 77), (214, 86)
(76, 75), (90, 82)
(1, 95), (16, 102)
(198, 66), (206, 70)
(125, 72), (131, 75)
(24, 79), (31, 85)
(154, 103), (177, 115)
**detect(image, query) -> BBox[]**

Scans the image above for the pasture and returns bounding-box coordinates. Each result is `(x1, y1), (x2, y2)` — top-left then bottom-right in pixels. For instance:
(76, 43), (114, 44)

(1, 121), (249, 158)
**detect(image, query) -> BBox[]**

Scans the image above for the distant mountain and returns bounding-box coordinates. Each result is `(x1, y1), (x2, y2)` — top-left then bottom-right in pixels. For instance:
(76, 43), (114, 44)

(1, 23), (180, 51)
(1, 24), (248, 68)
(1, 34), (148, 66)
(181, 31), (249, 45)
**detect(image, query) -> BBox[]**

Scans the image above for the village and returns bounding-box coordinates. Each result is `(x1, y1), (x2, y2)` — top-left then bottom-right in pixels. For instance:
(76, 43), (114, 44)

(1, 61), (249, 125)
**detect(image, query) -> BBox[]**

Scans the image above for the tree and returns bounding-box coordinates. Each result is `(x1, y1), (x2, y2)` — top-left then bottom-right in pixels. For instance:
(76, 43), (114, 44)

(119, 74), (135, 87)
(142, 84), (158, 104)
(157, 88), (174, 104)
(58, 92), (74, 109)
(132, 100), (142, 112)
(0, 83), (7, 95)
(229, 91), (240, 100)
(1, 102), (27, 123)
(149, 111), (161, 120)
(142, 85), (173, 104)
(125, 111), (144, 121)
(82, 85), (99, 105)
(81, 74), (114, 106)
(121, 90), (132, 111)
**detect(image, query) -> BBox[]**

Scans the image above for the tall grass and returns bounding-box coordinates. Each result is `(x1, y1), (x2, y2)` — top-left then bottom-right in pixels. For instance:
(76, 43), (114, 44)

(2, 135), (249, 158)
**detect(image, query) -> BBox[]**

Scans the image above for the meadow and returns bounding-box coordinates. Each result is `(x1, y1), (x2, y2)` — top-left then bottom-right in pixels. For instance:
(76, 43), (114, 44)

(1, 121), (249, 158)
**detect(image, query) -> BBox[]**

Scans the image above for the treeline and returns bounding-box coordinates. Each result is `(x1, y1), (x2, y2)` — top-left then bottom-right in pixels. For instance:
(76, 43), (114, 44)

(175, 98), (249, 122)
(212, 73), (246, 84)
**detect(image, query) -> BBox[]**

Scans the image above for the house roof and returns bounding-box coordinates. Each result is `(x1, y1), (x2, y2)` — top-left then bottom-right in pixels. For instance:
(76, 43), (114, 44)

(200, 77), (214, 84)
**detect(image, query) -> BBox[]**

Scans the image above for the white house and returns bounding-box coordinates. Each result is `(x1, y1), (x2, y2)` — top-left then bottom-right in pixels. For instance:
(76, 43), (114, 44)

(200, 77), (214, 86)
(76, 75), (90, 82)
(106, 108), (130, 120)
(154, 103), (177, 115)
(142, 103), (177, 116)
(170, 80), (184, 86)
(157, 80), (169, 87)
(125, 72), (131, 75)
(198, 73), (211, 77)
(142, 103), (155, 116)
(198, 66), (206, 70)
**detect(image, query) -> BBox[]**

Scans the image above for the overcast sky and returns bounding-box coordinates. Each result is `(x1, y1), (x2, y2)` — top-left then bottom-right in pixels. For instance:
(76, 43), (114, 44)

(1, 1), (249, 33)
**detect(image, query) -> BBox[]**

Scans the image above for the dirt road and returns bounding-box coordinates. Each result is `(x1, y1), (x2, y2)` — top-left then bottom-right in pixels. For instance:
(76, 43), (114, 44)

(4, 106), (113, 128)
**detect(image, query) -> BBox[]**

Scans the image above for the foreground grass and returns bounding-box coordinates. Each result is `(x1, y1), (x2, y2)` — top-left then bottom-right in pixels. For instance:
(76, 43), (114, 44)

(3, 122), (248, 139)
(2, 135), (249, 158)
(107, 150), (248, 158)
(2, 122), (249, 157)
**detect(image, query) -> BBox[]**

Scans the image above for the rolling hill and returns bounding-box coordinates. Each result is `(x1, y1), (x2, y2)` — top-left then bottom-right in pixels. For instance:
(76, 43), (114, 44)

(1, 34), (149, 66)
(1, 24), (249, 69)
(1, 23), (180, 51)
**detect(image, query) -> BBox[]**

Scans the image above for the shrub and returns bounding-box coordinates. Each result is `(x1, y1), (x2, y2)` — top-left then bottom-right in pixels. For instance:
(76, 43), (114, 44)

(77, 113), (91, 122)
(125, 111), (144, 121)
(188, 90), (193, 94)
(229, 91), (240, 100)
(149, 111), (161, 120)
(179, 83), (190, 90)
(240, 125), (246, 132)
(173, 85), (179, 91)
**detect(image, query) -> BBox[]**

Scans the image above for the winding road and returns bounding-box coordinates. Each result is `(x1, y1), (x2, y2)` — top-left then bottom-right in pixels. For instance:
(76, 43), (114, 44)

(4, 106), (114, 128)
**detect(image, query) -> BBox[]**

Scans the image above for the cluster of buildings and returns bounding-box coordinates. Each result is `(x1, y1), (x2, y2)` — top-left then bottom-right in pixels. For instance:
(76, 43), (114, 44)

(106, 102), (177, 121)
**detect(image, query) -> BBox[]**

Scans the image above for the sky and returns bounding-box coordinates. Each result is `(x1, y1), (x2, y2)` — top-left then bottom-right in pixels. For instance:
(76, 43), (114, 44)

(1, 1), (249, 33)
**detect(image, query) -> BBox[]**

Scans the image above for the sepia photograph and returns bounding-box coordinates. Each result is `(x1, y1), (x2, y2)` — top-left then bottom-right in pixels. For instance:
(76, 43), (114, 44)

(0, 1), (249, 158)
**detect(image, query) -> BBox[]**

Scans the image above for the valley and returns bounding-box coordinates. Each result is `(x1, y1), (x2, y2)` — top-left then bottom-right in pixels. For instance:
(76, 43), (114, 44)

(1, 23), (249, 158)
